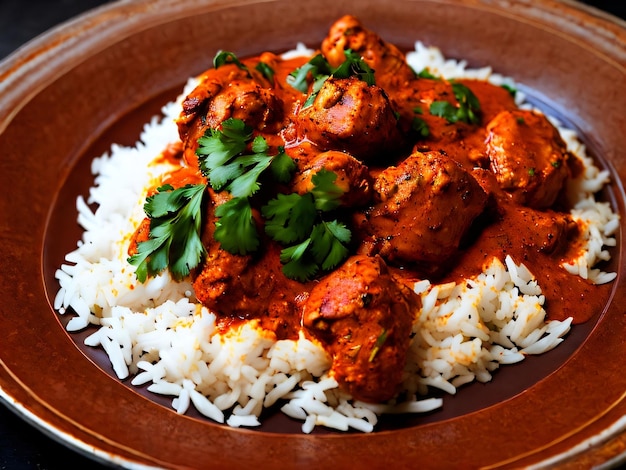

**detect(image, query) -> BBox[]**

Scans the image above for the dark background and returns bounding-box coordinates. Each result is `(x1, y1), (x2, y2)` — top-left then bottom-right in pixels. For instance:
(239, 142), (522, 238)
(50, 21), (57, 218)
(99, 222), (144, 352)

(0, 1), (624, 469)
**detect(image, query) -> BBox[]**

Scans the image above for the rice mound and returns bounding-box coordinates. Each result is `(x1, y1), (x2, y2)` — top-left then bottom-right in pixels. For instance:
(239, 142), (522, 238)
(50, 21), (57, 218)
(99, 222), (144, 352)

(54, 43), (618, 434)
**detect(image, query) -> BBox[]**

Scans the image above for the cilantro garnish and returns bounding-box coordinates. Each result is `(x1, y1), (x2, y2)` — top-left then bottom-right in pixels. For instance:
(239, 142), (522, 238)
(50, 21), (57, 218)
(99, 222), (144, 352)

(430, 82), (481, 125)
(195, 117), (296, 258)
(213, 51), (248, 71)
(287, 54), (333, 93)
(417, 68), (438, 80)
(196, 118), (294, 197)
(287, 49), (375, 107)
(128, 183), (207, 282)
(213, 197), (259, 255)
(501, 83), (517, 97)
(262, 169), (351, 281)
(255, 62), (275, 82)
(214, 51), (275, 83)
(412, 117), (430, 138)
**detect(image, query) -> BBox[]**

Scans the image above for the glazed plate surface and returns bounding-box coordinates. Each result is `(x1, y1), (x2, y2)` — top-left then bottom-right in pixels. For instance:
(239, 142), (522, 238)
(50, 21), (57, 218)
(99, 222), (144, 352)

(0, 0), (625, 468)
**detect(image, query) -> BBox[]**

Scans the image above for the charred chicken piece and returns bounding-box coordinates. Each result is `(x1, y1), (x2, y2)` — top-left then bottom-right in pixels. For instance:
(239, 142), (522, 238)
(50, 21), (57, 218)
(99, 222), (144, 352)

(296, 77), (404, 162)
(321, 15), (415, 89)
(356, 151), (488, 273)
(302, 255), (419, 402)
(485, 109), (570, 209)
(290, 150), (373, 207)
(176, 63), (286, 169)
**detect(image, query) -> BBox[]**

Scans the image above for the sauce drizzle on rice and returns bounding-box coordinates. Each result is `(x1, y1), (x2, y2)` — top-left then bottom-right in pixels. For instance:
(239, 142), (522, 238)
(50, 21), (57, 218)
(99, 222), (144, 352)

(54, 16), (618, 433)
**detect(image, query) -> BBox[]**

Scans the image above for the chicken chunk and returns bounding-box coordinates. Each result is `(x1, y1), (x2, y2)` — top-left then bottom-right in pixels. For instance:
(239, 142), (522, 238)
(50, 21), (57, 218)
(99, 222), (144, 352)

(356, 151), (488, 273)
(302, 255), (419, 402)
(290, 150), (373, 207)
(485, 109), (570, 209)
(321, 15), (415, 89)
(296, 77), (404, 162)
(176, 64), (286, 168)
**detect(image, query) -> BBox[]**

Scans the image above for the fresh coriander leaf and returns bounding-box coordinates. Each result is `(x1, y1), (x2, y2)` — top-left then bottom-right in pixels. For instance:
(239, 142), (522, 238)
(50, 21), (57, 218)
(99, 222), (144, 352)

(196, 119), (250, 184)
(255, 61), (275, 82)
(262, 169), (351, 281)
(262, 192), (316, 244)
(214, 197), (260, 254)
(430, 101), (459, 122)
(197, 118), (291, 198)
(302, 74), (331, 107)
(451, 83), (481, 124)
(214, 51), (248, 71)
(430, 82), (481, 125)
(310, 169), (344, 211)
(269, 147), (296, 183)
(411, 117), (430, 138)
(417, 68), (438, 79)
(281, 241), (319, 282)
(288, 50), (375, 107)
(309, 221), (351, 270)
(332, 49), (375, 85)
(129, 183), (207, 282)
(501, 83), (517, 97)
(287, 54), (332, 93)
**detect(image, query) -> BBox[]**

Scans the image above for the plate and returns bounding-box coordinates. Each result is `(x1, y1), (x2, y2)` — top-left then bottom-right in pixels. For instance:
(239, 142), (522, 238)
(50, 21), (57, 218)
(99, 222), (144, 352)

(1, 0), (625, 468)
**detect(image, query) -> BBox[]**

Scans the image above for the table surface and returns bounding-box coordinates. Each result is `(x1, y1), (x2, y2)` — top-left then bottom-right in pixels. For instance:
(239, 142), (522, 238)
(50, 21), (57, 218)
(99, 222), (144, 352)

(1, 0), (625, 468)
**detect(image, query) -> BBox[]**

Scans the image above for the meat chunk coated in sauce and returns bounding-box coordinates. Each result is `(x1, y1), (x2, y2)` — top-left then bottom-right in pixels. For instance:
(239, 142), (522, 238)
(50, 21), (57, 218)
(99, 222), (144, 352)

(302, 255), (418, 402)
(296, 76), (405, 161)
(356, 151), (488, 274)
(485, 109), (571, 209)
(130, 15), (607, 402)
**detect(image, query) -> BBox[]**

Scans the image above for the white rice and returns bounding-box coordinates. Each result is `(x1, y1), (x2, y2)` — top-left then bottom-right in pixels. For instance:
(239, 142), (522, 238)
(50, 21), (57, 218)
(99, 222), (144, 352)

(54, 43), (618, 433)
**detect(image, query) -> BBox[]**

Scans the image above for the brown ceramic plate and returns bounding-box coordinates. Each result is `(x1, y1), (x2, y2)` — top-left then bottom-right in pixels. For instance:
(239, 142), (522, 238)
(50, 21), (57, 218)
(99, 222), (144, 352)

(1, 0), (625, 468)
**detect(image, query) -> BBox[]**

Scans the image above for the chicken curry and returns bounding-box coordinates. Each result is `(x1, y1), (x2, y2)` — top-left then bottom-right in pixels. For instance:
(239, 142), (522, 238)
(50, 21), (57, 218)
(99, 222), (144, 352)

(128, 15), (613, 403)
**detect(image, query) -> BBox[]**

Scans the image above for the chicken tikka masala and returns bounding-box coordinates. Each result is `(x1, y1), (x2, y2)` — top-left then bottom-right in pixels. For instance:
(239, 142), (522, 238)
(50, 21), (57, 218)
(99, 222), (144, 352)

(128, 15), (613, 403)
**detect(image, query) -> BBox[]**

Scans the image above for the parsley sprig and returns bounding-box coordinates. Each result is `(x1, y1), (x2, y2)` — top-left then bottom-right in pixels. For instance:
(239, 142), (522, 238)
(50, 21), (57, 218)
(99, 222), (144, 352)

(288, 49), (376, 107)
(262, 170), (351, 281)
(430, 82), (481, 125)
(128, 183), (206, 282)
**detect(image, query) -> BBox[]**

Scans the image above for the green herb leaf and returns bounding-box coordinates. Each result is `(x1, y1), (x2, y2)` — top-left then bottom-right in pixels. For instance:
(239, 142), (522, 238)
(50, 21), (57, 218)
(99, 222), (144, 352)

(430, 82), (481, 125)
(332, 49), (375, 85)
(501, 83), (517, 97)
(262, 192), (317, 244)
(213, 197), (260, 255)
(417, 68), (438, 79)
(309, 220), (351, 270)
(269, 146), (297, 183)
(262, 169), (351, 281)
(411, 117), (430, 138)
(288, 49), (375, 107)
(214, 51), (248, 71)
(129, 184), (207, 282)
(287, 54), (332, 93)
(196, 118), (297, 257)
(255, 61), (275, 82)
(197, 118), (288, 198)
